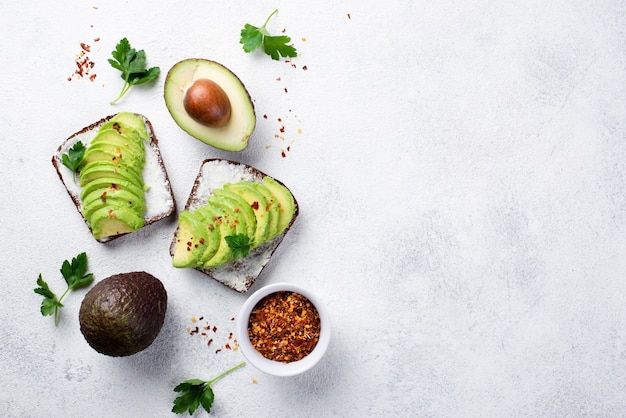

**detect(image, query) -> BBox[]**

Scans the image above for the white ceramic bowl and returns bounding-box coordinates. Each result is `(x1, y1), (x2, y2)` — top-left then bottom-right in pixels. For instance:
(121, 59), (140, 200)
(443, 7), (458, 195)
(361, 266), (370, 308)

(236, 282), (331, 377)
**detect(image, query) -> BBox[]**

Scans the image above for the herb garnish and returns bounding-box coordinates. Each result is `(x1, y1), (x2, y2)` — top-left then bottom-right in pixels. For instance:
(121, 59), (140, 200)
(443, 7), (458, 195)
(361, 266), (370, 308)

(240, 9), (298, 60)
(34, 252), (94, 326)
(225, 234), (252, 259)
(108, 38), (160, 104)
(61, 140), (86, 182)
(172, 362), (246, 415)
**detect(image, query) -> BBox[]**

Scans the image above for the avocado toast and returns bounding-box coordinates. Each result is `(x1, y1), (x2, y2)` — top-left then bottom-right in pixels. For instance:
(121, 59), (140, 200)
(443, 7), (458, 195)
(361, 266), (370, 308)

(52, 113), (176, 242)
(170, 159), (298, 292)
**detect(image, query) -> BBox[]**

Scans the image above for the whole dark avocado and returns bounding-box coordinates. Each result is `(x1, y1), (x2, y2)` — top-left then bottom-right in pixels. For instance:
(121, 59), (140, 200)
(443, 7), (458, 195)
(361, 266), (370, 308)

(79, 271), (167, 357)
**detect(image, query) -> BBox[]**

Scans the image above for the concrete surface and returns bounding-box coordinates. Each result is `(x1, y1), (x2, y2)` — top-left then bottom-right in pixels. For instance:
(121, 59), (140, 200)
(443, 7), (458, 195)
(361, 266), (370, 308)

(2, 0), (625, 416)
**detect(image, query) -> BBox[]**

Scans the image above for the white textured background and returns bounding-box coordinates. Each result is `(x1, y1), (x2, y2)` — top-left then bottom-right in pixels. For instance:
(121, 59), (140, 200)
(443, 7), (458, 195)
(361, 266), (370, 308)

(2, 1), (626, 417)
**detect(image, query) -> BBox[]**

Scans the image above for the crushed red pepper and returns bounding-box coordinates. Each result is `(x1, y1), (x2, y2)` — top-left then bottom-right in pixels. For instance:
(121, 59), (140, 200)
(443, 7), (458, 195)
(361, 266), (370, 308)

(248, 291), (321, 363)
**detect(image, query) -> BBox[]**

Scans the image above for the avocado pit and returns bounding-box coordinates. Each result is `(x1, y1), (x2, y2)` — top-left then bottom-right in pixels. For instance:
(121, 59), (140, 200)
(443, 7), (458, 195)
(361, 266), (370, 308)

(183, 78), (231, 128)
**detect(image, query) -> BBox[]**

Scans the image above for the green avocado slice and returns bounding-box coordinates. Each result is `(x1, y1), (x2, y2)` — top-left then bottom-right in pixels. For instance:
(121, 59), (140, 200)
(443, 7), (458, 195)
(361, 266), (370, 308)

(88, 205), (145, 240)
(172, 211), (208, 268)
(202, 205), (236, 268)
(262, 176), (296, 235)
(104, 112), (149, 141)
(208, 194), (248, 237)
(89, 127), (145, 158)
(224, 182), (271, 248)
(250, 183), (280, 240)
(79, 161), (143, 187)
(81, 183), (146, 219)
(83, 143), (145, 169)
(80, 176), (145, 203)
(192, 205), (223, 264)
(212, 188), (257, 239)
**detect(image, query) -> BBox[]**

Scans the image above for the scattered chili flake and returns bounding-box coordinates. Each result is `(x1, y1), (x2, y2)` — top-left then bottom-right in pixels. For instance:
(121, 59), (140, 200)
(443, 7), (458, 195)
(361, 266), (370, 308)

(347, 13), (351, 19)
(248, 291), (321, 363)
(208, 339), (213, 346)
(215, 349), (222, 354)
(284, 87), (289, 93)
(302, 65), (308, 71)
(281, 150), (287, 158)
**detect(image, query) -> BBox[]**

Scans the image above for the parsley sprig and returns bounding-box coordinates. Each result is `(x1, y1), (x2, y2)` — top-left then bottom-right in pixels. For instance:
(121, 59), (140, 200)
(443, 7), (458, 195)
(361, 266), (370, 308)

(61, 141), (86, 182)
(240, 10), (298, 60)
(108, 38), (160, 104)
(172, 362), (246, 415)
(34, 252), (94, 326)
(225, 234), (252, 259)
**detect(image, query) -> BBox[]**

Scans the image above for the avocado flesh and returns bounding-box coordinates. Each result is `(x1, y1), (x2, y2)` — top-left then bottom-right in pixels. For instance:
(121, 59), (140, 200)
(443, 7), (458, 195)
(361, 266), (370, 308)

(208, 194), (248, 237)
(81, 189), (147, 221)
(224, 182), (271, 247)
(79, 272), (167, 357)
(89, 206), (145, 240)
(262, 176), (296, 235)
(79, 161), (143, 187)
(163, 58), (256, 151)
(193, 205), (224, 263)
(212, 188), (257, 238)
(250, 183), (280, 240)
(80, 176), (145, 204)
(103, 112), (149, 140)
(89, 128), (145, 158)
(79, 113), (147, 240)
(172, 211), (209, 268)
(202, 205), (237, 267)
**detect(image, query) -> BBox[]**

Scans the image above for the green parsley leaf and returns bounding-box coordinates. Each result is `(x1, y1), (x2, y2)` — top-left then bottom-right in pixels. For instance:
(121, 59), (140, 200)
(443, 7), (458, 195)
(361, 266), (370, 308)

(108, 38), (160, 104)
(225, 234), (252, 259)
(240, 10), (298, 60)
(61, 141), (86, 182)
(172, 362), (245, 415)
(61, 252), (94, 290)
(34, 252), (95, 326)
(34, 275), (63, 317)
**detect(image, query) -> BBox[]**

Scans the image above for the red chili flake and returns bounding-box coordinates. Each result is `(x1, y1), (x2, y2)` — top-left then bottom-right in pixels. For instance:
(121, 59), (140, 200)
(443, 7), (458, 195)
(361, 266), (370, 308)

(302, 65), (308, 71)
(199, 237), (205, 244)
(215, 349), (222, 354)
(94, 37), (100, 42)
(207, 339), (213, 346)
(225, 343), (232, 350)
(263, 114), (268, 119)
(281, 150), (287, 158)
(284, 87), (289, 93)
(277, 117), (282, 122)
(231, 317), (235, 321)
(80, 43), (90, 52)
(280, 126), (285, 133)
(347, 13), (351, 19)
(212, 325), (217, 332)
(251, 201), (259, 210)
(89, 74), (97, 82)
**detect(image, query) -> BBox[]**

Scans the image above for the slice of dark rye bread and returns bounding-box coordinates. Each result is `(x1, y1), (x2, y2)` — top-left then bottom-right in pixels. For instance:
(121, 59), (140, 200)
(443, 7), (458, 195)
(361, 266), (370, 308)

(169, 159), (299, 293)
(52, 113), (176, 243)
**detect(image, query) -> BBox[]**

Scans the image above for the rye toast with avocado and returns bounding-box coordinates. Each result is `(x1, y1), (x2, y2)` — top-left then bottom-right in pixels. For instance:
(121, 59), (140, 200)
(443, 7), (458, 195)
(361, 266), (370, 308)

(52, 113), (176, 242)
(169, 159), (298, 293)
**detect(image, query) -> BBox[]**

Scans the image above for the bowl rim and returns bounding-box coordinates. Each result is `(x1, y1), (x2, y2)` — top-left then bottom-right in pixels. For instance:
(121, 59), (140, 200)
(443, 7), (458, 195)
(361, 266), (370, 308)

(236, 282), (330, 377)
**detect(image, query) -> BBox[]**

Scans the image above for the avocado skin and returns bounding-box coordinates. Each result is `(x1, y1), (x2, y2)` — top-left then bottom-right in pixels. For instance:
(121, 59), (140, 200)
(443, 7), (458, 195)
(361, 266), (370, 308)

(79, 272), (167, 357)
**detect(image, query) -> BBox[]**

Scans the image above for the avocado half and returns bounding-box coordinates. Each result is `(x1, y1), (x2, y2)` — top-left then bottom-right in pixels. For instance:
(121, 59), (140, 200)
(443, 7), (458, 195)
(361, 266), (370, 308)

(79, 272), (167, 357)
(164, 59), (256, 152)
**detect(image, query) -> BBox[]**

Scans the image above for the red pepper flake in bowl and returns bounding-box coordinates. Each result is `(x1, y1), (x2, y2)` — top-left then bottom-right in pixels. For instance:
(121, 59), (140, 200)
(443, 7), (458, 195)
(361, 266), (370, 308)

(247, 291), (321, 363)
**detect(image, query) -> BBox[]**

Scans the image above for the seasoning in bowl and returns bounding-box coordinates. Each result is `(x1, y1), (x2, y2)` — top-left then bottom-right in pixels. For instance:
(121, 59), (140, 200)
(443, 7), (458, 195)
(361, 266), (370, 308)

(248, 291), (321, 363)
